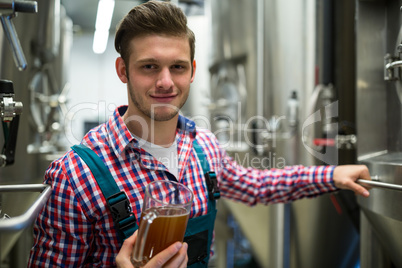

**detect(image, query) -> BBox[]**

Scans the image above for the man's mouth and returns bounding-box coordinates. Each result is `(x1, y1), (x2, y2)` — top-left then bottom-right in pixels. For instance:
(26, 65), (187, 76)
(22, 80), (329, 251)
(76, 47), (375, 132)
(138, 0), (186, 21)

(150, 94), (177, 103)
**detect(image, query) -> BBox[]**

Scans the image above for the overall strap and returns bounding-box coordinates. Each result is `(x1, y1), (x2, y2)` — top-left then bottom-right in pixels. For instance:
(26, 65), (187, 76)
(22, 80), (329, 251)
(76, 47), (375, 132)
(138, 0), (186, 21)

(184, 139), (220, 267)
(193, 140), (220, 203)
(71, 144), (138, 241)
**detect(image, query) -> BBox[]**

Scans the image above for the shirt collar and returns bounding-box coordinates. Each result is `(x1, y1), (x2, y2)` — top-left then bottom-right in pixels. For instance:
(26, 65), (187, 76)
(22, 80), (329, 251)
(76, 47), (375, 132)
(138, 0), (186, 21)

(105, 106), (135, 156)
(177, 114), (196, 133)
(106, 106), (197, 156)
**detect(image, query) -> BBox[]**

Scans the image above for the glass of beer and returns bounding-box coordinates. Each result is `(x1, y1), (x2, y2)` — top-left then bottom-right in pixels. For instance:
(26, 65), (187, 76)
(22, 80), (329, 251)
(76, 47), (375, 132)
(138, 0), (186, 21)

(131, 180), (193, 267)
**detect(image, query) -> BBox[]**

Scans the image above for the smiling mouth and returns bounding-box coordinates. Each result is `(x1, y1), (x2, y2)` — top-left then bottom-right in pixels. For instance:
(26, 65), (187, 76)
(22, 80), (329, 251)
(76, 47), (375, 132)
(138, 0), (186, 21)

(150, 94), (177, 103)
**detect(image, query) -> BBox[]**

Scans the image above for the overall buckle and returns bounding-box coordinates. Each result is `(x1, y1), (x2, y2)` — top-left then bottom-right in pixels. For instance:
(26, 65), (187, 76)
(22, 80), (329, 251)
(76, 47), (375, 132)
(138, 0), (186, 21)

(205, 172), (220, 201)
(106, 191), (136, 229)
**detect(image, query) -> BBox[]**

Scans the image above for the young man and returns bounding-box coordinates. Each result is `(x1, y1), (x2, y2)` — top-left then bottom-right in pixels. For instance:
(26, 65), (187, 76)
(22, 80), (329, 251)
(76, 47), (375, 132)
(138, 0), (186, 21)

(28, 1), (371, 267)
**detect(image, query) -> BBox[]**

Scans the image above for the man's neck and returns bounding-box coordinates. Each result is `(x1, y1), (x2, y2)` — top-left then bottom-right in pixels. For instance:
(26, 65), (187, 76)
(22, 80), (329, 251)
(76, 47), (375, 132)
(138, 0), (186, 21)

(122, 110), (178, 148)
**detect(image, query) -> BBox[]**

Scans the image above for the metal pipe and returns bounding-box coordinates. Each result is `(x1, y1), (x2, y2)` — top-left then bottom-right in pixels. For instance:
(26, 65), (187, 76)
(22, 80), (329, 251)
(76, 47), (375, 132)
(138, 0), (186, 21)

(385, 60), (402, 70)
(0, 0), (38, 70)
(0, 184), (51, 232)
(0, 0), (13, 15)
(256, 0), (264, 119)
(357, 179), (402, 192)
(0, 16), (27, 70)
(14, 1), (37, 13)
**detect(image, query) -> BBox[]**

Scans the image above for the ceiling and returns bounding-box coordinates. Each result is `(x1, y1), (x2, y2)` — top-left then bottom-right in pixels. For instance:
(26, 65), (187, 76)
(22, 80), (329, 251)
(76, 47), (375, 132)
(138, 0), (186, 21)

(61, 0), (143, 32)
(61, 0), (205, 33)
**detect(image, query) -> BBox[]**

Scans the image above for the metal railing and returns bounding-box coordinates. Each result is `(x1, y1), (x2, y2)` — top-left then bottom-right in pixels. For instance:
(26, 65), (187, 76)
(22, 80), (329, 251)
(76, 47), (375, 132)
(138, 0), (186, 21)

(0, 184), (51, 232)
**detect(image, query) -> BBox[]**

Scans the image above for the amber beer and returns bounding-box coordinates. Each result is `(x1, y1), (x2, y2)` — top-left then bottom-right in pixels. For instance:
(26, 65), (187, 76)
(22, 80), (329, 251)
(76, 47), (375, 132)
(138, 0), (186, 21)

(139, 207), (189, 261)
(131, 180), (193, 267)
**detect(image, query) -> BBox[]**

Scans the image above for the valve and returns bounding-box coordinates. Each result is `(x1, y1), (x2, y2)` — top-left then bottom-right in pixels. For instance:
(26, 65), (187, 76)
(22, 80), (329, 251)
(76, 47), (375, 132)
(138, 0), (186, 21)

(0, 80), (22, 166)
(0, 79), (22, 121)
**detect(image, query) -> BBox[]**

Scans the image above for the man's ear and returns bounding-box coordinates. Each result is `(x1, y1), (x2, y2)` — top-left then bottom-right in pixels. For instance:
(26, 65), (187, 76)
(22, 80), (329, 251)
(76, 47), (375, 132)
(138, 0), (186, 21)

(115, 57), (128, 83)
(190, 60), (196, 83)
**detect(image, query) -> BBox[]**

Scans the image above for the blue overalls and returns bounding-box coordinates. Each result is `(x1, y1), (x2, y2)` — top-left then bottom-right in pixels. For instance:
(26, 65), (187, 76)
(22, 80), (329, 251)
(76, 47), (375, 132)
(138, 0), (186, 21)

(72, 138), (219, 267)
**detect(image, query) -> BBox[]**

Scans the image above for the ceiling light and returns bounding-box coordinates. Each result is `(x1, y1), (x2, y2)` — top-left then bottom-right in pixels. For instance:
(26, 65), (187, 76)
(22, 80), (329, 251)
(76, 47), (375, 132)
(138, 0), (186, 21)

(92, 0), (115, 54)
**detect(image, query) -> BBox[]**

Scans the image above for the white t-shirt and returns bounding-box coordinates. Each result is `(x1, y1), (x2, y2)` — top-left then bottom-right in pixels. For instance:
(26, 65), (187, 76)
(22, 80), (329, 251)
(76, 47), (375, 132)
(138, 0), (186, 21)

(134, 135), (179, 179)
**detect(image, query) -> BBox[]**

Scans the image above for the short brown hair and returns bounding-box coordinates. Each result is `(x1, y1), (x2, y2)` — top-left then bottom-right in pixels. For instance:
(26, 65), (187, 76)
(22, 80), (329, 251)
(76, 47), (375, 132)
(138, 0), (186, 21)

(115, 1), (195, 65)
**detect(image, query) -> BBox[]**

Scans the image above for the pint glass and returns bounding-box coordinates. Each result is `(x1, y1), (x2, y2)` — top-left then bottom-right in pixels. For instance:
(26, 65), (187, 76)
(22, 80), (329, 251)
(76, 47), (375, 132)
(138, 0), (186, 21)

(131, 180), (193, 267)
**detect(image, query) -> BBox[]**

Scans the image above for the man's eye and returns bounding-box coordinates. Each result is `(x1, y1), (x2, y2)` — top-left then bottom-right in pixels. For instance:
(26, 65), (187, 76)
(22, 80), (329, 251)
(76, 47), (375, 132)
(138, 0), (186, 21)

(172, 65), (184, 70)
(143, 64), (156, 69)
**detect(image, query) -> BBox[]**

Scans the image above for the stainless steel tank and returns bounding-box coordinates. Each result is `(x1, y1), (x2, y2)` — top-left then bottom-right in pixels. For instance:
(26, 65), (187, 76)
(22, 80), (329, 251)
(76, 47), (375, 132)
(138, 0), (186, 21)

(356, 0), (402, 267)
(0, 0), (71, 264)
(209, 0), (360, 267)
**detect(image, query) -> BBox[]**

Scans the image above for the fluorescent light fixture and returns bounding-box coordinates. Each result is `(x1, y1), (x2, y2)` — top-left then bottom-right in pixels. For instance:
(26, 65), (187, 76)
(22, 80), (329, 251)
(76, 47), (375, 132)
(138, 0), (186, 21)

(92, 0), (115, 54)
(93, 29), (109, 54)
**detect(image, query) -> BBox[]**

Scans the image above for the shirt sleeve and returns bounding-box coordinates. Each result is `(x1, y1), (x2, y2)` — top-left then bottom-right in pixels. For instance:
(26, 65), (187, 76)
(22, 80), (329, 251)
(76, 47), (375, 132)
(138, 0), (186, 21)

(28, 159), (94, 267)
(218, 153), (337, 206)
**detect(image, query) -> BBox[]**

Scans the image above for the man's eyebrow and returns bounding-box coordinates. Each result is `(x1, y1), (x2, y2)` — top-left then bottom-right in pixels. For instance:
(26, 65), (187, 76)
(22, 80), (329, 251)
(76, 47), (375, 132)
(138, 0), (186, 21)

(172, 59), (191, 65)
(135, 58), (191, 65)
(136, 58), (159, 64)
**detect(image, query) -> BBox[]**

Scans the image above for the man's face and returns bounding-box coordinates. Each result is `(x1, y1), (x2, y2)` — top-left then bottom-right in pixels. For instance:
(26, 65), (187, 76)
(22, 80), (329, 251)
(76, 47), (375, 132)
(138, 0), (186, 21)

(116, 34), (196, 122)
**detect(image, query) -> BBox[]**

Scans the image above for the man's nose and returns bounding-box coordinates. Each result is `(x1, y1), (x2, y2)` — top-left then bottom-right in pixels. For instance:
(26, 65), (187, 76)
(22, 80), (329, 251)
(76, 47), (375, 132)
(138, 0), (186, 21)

(156, 68), (174, 90)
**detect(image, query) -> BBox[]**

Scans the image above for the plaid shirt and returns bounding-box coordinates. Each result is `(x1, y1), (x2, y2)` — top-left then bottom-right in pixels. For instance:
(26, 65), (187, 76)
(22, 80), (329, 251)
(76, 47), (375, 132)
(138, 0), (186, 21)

(28, 106), (336, 267)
